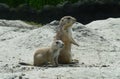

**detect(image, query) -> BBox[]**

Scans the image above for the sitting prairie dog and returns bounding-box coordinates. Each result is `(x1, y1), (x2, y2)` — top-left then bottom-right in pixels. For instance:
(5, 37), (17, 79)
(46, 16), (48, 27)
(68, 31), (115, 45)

(54, 16), (79, 64)
(19, 40), (64, 66)
(34, 40), (64, 66)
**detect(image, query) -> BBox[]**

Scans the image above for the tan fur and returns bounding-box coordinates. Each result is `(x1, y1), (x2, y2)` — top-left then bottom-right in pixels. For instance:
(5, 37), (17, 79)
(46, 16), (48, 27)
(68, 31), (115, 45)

(54, 16), (79, 64)
(19, 40), (64, 66)
(34, 40), (64, 66)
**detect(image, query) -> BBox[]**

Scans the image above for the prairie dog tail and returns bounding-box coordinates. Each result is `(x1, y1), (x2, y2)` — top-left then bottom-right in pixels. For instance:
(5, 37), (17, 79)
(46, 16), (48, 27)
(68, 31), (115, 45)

(19, 62), (33, 66)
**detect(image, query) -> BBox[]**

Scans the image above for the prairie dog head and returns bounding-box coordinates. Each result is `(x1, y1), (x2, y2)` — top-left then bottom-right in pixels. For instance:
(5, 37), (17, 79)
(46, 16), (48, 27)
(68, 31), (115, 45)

(59, 16), (76, 30)
(52, 40), (64, 50)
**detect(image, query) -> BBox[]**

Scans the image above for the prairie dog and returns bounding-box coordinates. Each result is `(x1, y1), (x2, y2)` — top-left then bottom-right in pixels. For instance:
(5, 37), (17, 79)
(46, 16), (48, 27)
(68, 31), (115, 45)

(54, 16), (79, 64)
(19, 40), (64, 66)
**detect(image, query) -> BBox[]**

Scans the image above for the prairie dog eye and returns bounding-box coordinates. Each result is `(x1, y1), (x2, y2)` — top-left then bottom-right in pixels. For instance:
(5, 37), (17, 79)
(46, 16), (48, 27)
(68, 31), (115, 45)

(67, 17), (71, 20)
(56, 41), (59, 44)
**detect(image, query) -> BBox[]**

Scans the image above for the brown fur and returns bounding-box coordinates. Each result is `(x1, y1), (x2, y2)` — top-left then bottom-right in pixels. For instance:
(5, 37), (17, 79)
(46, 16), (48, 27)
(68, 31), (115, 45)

(54, 16), (79, 64)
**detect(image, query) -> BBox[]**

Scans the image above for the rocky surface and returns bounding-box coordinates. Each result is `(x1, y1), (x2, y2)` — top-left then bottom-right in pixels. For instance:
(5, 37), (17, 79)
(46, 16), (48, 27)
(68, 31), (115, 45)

(0, 18), (120, 79)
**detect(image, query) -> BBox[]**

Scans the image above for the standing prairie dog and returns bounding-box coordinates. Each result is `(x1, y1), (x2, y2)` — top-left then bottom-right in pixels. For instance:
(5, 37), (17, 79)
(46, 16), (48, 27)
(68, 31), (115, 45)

(54, 16), (79, 64)
(19, 40), (64, 66)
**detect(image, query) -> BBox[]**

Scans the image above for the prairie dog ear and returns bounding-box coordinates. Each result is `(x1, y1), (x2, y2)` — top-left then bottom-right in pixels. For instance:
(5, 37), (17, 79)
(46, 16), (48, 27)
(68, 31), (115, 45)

(53, 36), (56, 39)
(53, 37), (59, 42)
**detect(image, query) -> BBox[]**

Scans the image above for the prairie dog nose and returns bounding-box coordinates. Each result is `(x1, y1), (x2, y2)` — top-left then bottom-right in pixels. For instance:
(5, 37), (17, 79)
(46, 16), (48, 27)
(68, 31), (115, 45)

(62, 43), (64, 46)
(61, 43), (64, 48)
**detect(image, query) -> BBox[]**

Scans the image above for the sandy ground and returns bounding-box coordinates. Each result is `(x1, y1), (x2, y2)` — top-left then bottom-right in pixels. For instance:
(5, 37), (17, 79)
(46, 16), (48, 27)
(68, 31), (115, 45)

(0, 18), (120, 79)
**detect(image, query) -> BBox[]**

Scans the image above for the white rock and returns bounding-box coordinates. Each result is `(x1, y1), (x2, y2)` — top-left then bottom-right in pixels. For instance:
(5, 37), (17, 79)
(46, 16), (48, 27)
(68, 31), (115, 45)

(0, 19), (35, 29)
(0, 18), (120, 79)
